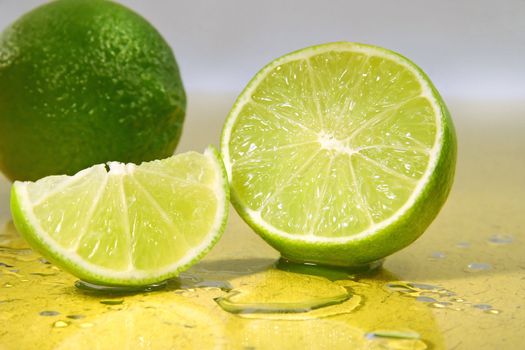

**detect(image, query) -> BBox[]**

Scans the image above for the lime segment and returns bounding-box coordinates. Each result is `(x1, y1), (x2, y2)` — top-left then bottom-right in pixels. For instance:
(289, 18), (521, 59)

(11, 147), (229, 285)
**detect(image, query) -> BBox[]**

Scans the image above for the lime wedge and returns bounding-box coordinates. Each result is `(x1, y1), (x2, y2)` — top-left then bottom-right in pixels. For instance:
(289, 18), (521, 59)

(221, 42), (456, 267)
(10, 147), (229, 286)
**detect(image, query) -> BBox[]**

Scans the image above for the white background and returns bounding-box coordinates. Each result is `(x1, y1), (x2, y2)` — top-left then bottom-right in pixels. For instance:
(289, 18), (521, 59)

(1, 0), (524, 101)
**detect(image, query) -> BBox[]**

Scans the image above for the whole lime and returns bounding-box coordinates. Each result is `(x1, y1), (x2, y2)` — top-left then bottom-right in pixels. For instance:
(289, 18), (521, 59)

(0, 0), (186, 181)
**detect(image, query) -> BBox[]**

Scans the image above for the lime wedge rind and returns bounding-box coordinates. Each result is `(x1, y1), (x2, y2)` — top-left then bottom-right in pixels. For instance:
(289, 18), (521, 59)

(11, 146), (229, 286)
(221, 42), (456, 266)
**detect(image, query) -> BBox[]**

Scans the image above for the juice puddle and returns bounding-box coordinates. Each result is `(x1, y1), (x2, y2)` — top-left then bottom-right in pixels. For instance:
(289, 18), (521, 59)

(214, 268), (358, 318)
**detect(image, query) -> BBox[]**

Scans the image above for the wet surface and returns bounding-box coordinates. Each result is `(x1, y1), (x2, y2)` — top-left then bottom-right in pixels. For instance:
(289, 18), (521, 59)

(1, 98), (524, 349)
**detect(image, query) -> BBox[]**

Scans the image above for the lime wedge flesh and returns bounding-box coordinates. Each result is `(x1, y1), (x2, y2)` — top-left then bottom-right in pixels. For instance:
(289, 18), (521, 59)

(11, 147), (229, 286)
(221, 42), (456, 266)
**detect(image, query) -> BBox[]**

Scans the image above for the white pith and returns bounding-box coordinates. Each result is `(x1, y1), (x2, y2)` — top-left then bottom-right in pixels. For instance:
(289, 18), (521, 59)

(221, 42), (444, 244)
(14, 147), (228, 281)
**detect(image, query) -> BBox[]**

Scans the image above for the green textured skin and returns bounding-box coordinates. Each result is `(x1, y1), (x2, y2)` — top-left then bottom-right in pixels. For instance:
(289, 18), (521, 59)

(0, 0), (186, 181)
(222, 42), (457, 267)
(10, 147), (230, 286)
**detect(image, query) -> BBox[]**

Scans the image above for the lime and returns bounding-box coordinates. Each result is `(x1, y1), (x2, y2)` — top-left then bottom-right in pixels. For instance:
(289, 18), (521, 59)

(0, 0), (186, 181)
(10, 147), (228, 286)
(221, 42), (456, 267)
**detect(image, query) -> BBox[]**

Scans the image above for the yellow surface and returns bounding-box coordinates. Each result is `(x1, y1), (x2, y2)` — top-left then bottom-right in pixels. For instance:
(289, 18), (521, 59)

(1, 95), (524, 349)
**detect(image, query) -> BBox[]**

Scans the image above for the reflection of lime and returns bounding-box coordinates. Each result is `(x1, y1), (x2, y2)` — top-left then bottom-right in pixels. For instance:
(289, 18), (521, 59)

(0, 0), (186, 181)
(221, 42), (456, 267)
(11, 147), (228, 286)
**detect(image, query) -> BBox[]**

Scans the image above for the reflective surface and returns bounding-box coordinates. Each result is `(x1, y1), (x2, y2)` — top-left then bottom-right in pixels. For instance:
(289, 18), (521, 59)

(0, 96), (524, 349)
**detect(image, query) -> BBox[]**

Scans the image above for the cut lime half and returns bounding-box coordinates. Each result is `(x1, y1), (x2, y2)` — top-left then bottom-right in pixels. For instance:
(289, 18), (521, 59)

(11, 147), (229, 286)
(221, 42), (456, 267)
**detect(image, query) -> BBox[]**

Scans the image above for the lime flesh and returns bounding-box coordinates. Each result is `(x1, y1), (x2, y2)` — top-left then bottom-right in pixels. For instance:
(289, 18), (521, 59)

(221, 42), (456, 267)
(11, 147), (229, 286)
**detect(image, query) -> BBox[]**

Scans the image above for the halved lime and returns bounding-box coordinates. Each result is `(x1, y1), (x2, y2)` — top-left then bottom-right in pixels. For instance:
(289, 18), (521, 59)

(10, 147), (229, 286)
(221, 42), (456, 267)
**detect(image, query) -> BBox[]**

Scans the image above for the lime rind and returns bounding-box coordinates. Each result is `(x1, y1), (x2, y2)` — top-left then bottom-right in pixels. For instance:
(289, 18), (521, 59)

(221, 42), (456, 266)
(11, 146), (229, 285)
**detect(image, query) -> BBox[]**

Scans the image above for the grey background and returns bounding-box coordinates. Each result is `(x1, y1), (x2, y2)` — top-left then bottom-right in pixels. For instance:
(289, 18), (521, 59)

(1, 0), (524, 101)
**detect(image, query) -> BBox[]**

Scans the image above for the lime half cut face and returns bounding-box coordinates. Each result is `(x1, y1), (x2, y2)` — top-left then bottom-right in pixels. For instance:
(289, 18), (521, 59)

(221, 42), (456, 267)
(11, 147), (229, 286)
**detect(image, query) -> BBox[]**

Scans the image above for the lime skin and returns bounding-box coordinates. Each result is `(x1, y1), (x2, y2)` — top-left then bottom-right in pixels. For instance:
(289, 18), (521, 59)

(0, 0), (186, 181)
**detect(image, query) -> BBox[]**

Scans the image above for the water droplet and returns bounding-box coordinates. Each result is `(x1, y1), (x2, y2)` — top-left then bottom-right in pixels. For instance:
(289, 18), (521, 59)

(365, 330), (427, 350)
(465, 262), (492, 272)
(450, 297), (466, 303)
(174, 290), (195, 297)
(385, 283), (413, 293)
(40, 310), (60, 316)
(365, 329), (420, 340)
(3, 282), (13, 288)
(53, 320), (69, 328)
(488, 234), (513, 245)
(0, 262), (14, 268)
(407, 283), (442, 291)
(66, 314), (85, 320)
(456, 241), (471, 248)
(485, 309), (501, 315)
(30, 272), (58, 277)
(430, 302), (452, 309)
(38, 258), (51, 264)
(194, 280), (232, 291)
(429, 251), (446, 259)
(100, 299), (123, 305)
(416, 296), (437, 303)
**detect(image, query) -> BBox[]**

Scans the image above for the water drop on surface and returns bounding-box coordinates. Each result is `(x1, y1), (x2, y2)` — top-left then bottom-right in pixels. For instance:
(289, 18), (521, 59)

(40, 310), (60, 316)
(53, 320), (69, 328)
(214, 269), (359, 318)
(66, 314), (85, 320)
(365, 330), (427, 350)
(429, 251), (446, 259)
(456, 241), (471, 249)
(365, 329), (421, 340)
(416, 296), (437, 303)
(451, 297), (466, 303)
(430, 302), (452, 309)
(488, 234), (513, 245)
(407, 283), (441, 291)
(465, 262), (492, 272)
(194, 280), (233, 291)
(485, 309), (501, 315)
(38, 258), (51, 264)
